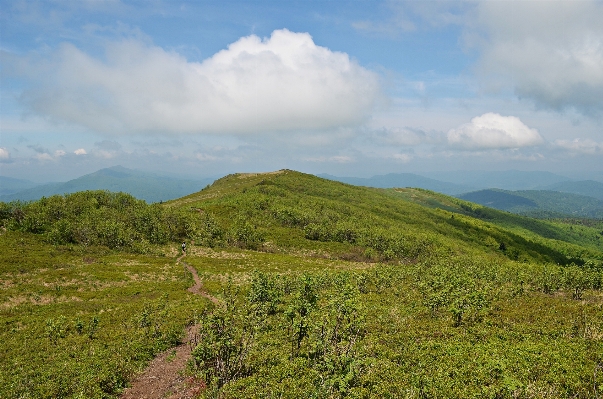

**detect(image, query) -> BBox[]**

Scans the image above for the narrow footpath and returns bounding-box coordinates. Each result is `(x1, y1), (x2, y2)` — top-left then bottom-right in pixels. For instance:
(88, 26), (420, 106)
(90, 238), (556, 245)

(120, 253), (219, 399)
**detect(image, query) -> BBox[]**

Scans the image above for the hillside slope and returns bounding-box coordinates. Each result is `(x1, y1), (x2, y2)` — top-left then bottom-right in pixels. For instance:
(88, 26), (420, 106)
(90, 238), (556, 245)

(544, 179), (603, 200)
(459, 188), (603, 219)
(169, 170), (603, 264)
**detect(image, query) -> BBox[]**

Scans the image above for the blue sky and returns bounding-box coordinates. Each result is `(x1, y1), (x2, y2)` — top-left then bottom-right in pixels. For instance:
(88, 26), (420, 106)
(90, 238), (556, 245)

(1, 0), (602, 182)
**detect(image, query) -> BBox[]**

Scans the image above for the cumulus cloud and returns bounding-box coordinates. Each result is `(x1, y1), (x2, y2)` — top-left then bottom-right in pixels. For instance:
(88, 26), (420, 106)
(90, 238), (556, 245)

(554, 138), (603, 155)
(54, 150), (66, 157)
(74, 148), (87, 155)
(471, 1), (603, 116)
(12, 29), (380, 134)
(447, 113), (543, 150)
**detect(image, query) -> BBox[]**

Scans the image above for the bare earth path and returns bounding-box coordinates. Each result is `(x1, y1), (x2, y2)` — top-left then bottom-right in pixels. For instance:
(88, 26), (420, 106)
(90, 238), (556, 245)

(120, 253), (218, 399)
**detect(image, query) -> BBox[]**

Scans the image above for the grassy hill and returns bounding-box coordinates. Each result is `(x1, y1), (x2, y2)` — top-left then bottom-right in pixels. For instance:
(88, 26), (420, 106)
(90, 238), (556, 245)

(0, 166), (214, 203)
(459, 188), (603, 219)
(1, 170), (603, 398)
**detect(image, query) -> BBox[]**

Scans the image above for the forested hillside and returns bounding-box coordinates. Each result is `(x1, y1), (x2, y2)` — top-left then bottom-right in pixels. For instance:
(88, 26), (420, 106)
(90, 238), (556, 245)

(1, 170), (602, 398)
(544, 180), (603, 201)
(459, 188), (603, 219)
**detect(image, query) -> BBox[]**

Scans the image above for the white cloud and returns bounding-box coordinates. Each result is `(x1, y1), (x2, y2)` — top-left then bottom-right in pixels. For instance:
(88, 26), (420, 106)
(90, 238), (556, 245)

(447, 113), (543, 150)
(554, 138), (603, 155)
(54, 150), (66, 157)
(74, 148), (87, 155)
(0, 147), (9, 160)
(13, 29), (380, 135)
(470, 1), (603, 116)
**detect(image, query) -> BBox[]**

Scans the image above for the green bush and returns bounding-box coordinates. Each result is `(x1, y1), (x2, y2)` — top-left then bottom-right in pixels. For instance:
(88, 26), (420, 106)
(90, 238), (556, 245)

(0, 191), (219, 252)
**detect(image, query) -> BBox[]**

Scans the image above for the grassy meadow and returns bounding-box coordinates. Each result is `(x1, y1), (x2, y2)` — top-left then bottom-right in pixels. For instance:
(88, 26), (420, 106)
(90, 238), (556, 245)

(1, 170), (603, 398)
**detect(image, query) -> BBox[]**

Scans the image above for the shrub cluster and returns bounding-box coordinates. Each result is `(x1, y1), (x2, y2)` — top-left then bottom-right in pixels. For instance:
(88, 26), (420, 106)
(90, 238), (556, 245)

(0, 191), (221, 252)
(192, 271), (375, 397)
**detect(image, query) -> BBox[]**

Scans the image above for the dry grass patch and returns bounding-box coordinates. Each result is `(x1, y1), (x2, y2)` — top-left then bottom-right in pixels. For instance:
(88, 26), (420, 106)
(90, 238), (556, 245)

(189, 247), (248, 259)
(1, 294), (83, 309)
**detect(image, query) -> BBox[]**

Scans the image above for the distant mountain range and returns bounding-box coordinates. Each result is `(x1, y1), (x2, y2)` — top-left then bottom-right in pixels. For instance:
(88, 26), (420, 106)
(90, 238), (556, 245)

(543, 180), (603, 201)
(0, 166), (215, 203)
(318, 173), (475, 196)
(3, 167), (603, 217)
(0, 176), (39, 196)
(422, 170), (571, 191)
(459, 189), (603, 219)
(321, 170), (603, 219)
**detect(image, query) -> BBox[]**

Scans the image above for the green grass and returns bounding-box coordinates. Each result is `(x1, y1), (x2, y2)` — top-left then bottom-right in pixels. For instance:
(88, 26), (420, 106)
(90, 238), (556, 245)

(2, 169), (603, 398)
(0, 232), (211, 399)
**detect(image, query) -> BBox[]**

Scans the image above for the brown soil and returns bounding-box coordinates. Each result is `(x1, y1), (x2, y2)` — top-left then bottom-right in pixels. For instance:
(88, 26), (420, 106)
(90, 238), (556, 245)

(119, 253), (218, 399)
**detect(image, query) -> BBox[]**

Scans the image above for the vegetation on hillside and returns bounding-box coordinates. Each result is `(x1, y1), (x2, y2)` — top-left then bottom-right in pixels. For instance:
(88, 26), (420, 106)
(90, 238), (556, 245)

(458, 188), (603, 219)
(545, 179), (603, 201)
(1, 170), (603, 398)
(0, 190), (202, 252)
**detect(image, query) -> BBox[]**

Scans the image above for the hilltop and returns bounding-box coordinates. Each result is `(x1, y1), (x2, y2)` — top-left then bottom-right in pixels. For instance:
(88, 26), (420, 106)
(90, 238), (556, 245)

(169, 170), (603, 262)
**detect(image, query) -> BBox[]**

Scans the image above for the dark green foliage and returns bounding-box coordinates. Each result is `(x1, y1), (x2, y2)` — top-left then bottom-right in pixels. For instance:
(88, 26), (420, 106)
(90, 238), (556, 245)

(0, 191), (221, 252)
(192, 271), (370, 397)
(192, 305), (255, 389)
(285, 274), (319, 356)
(459, 188), (603, 219)
(248, 271), (280, 316)
(228, 218), (264, 249)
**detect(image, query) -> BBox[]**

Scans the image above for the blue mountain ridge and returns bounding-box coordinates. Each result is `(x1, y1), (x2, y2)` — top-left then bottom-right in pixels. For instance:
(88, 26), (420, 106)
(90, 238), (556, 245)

(0, 166), (215, 203)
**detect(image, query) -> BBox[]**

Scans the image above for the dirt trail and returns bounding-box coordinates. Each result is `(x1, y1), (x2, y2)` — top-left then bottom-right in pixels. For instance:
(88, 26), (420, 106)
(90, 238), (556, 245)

(181, 256), (220, 306)
(119, 253), (218, 399)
